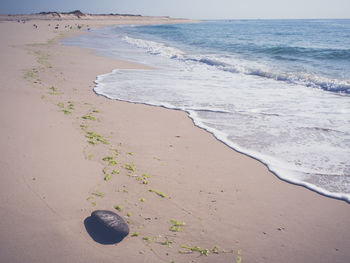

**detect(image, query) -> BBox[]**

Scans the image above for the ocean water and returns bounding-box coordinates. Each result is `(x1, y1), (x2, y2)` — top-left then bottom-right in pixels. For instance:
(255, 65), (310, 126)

(63, 20), (350, 202)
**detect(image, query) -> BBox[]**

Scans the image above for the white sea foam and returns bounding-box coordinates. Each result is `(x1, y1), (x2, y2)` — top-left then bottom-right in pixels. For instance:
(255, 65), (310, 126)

(94, 65), (350, 203)
(122, 36), (185, 59)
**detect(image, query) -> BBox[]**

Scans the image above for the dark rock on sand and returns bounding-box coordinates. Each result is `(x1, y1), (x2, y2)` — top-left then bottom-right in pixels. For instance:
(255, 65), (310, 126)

(84, 210), (129, 244)
(92, 210), (129, 236)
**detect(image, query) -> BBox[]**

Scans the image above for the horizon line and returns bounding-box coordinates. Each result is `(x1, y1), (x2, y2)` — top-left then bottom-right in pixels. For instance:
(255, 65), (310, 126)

(0, 11), (349, 20)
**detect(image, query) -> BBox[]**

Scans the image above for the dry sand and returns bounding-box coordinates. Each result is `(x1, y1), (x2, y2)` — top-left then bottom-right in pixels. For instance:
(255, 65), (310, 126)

(1, 14), (350, 263)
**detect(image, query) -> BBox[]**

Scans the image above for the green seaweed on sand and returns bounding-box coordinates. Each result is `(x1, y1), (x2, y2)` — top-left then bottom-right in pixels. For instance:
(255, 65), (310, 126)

(91, 201), (97, 207)
(142, 173), (151, 179)
(63, 110), (71, 115)
(170, 219), (185, 227)
(87, 140), (96, 145)
(169, 219), (185, 232)
(112, 169), (119, 174)
(48, 86), (63, 95)
(91, 191), (104, 198)
(57, 102), (64, 108)
(236, 250), (242, 263)
(131, 232), (139, 237)
(114, 205), (123, 212)
(102, 156), (113, 162)
(127, 152), (134, 155)
(139, 198), (146, 202)
(142, 237), (151, 243)
(48, 91), (62, 95)
(86, 132), (108, 144)
(86, 131), (102, 139)
(96, 137), (109, 144)
(179, 245), (210, 256)
(160, 237), (173, 247)
(82, 114), (96, 120)
(110, 147), (119, 153)
(124, 163), (136, 172)
(127, 213), (132, 217)
(67, 101), (74, 108)
(149, 189), (166, 198)
(212, 245), (220, 254)
(193, 247), (210, 256)
(108, 160), (117, 166)
(170, 226), (183, 232)
(104, 174), (111, 181)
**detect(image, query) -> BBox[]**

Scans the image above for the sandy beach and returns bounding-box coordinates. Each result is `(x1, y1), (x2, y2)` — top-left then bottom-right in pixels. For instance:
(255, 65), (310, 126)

(1, 13), (350, 263)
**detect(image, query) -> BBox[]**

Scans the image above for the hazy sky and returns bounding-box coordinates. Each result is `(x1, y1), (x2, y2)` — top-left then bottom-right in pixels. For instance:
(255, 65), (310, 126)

(1, 0), (349, 19)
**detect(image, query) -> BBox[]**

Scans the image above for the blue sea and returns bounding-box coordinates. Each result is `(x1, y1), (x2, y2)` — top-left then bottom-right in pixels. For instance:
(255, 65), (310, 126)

(63, 20), (350, 202)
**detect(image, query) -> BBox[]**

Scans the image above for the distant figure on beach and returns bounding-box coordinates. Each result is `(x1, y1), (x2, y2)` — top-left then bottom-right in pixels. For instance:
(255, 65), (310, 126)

(33, 24), (38, 29)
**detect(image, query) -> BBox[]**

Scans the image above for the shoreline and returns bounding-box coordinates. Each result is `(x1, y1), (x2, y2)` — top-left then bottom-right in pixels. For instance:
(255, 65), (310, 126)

(94, 80), (350, 204)
(91, 31), (350, 204)
(1, 14), (350, 263)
